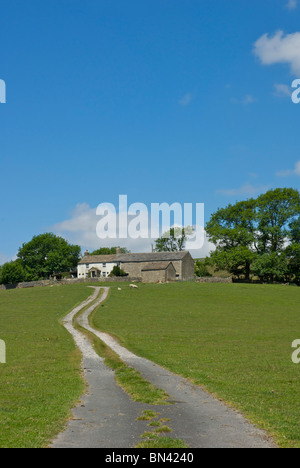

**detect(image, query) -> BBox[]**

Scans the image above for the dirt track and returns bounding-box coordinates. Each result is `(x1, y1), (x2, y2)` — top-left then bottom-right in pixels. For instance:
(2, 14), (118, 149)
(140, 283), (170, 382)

(51, 286), (276, 448)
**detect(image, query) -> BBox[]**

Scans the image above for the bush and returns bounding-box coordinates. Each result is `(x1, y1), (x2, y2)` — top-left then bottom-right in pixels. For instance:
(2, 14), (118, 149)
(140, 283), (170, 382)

(251, 253), (289, 283)
(0, 261), (25, 285)
(109, 265), (127, 277)
(194, 259), (212, 277)
(0, 259), (40, 285)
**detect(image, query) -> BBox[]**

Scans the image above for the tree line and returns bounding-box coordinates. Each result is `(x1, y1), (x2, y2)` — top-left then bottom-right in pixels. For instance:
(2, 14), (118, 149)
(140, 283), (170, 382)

(205, 188), (300, 283)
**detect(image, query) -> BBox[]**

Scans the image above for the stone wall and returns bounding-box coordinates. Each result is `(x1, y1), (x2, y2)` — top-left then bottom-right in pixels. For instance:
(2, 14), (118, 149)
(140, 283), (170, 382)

(166, 264), (177, 282)
(195, 277), (232, 283)
(141, 269), (167, 283)
(141, 263), (177, 283)
(121, 262), (150, 278)
(181, 253), (196, 281)
(0, 276), (141, 290)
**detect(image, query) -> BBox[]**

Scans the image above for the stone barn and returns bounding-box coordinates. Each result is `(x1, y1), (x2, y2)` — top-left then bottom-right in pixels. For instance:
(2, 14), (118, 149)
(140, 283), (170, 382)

(141, 261), (177, 283)
(117, 251), (195, 281)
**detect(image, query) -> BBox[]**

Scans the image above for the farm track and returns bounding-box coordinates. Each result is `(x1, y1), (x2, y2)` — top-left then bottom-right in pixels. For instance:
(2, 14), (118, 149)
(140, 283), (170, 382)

(51, 286), (276, 448)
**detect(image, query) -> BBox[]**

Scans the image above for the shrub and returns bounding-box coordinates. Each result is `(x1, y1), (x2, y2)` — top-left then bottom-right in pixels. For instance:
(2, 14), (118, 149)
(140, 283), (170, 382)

(194, 259), (212, 277)
(109, 265), (127, 277)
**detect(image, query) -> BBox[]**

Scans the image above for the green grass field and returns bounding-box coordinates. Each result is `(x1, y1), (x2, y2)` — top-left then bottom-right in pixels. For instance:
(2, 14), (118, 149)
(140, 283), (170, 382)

(0, 284), (92, 448)
(92, 282), (300, 448)
(1, 281), (300, 448)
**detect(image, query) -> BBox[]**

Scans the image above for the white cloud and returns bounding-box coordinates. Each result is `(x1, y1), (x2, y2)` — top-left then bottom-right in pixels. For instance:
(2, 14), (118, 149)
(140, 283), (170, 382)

(178, 93), (193, 106)
(286, 0), (298, 10)
(254, 30), (300, 75)
(50, 203), (151, 253)
(50, 203), (213, 258)
(273, 82), (292, 97)
(276, 160), (300, 176)
(216, 183), (270, 197)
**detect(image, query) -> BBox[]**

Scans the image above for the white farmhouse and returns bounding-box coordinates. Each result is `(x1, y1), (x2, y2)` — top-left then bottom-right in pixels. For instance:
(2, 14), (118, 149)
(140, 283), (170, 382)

(77, 253), (119, 279)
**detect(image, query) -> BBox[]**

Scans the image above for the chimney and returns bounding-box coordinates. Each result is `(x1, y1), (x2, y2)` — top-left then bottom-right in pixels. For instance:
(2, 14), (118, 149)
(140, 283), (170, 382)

(116, 247), (121, 255)
(84, 249), (89, 257)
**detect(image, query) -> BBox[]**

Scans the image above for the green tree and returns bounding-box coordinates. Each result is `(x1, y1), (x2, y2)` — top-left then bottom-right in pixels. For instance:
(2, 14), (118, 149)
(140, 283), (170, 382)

(0, 260), (31, 285)
(209, 246), (256, 279)
(17, 233), (81, 279)
(255, 188), (300, 255)
(286, 215), (300, 283)
(206, 188), (300, 282)
(155, 227), (192, 252)
(289, 217), (300, 244)
(206, 199), (256, 280)
(285, 243), (300, 284)
(90, 247), (130, 255)
(251, 252), (289, 283)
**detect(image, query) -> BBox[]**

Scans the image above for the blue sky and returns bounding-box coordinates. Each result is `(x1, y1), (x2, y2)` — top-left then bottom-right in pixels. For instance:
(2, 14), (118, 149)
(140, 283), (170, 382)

(1, 0), (300, 260)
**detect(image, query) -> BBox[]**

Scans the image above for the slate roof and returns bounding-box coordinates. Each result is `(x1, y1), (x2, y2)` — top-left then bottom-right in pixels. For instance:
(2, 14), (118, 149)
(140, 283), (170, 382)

(117, 251), (189, 263)
(78, 255), (118, 265)
(78, 251), (190, 265)
(141, 261), (174, 272)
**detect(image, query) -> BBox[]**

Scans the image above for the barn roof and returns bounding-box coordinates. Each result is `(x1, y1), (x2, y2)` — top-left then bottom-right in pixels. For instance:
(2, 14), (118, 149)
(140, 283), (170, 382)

(117, 251), (189, 263)
(141, 261), (174, 272)
(78, 250), (190, 265)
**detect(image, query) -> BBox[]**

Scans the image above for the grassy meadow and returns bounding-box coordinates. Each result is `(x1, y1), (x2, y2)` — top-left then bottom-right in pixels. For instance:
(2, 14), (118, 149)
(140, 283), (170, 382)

(92, 282), (300, 448)
(0, 284), (92, 448)
(0, 281), (299, 448)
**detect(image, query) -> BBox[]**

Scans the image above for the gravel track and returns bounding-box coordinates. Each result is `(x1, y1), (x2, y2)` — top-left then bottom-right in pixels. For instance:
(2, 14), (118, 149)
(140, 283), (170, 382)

(51, 286), (276, 449)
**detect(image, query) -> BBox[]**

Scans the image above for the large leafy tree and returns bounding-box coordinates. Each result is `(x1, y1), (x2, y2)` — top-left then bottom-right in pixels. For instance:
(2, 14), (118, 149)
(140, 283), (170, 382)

(206, 199), (257, 280)
(17, 233), (81, 279)
(253, 188), (300, 282)
(285, 243), (300, 284)
(206, 199), (257, 249)
(290, 218), (300, 244)
(206, 188), (300, 282)
(155, 227), (190, 252)
(285, 216), (300, 284)
(255, 188), (300, 255)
